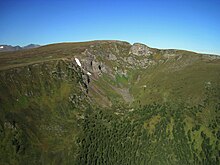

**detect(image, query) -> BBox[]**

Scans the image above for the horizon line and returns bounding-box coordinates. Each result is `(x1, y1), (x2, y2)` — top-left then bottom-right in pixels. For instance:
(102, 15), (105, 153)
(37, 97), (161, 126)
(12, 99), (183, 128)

(1, 40), (220, 56)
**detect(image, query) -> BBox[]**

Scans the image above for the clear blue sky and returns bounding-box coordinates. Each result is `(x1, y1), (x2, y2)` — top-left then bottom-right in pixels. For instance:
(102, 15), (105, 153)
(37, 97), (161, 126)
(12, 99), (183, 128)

(1, 0), (220, 54)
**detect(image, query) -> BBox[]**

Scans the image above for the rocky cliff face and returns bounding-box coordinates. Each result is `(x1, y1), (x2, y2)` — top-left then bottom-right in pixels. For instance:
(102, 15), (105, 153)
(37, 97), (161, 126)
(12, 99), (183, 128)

(0, 40), (220, 164)
(52, 41), (219, 107)
(1, 40), (219, 107)
(129, 43), (152, 56)
(0, 59), (93, 164)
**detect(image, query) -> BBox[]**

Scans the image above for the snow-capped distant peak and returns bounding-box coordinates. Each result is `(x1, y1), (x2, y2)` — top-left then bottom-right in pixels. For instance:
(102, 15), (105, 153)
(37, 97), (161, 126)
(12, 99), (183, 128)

(0, 46), (3, 49)
(75, 58), (82, 67)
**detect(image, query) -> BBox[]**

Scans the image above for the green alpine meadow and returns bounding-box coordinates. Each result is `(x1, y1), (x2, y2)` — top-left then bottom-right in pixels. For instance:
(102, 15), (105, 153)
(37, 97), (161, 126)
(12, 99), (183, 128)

(0, 40), (219, 164)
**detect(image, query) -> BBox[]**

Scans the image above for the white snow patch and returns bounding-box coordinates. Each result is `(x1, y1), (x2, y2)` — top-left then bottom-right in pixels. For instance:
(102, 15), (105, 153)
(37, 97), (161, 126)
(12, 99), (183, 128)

(207, 81), (211, 85)
(75, 58), (81, 67)
(87, 72), (92, 76)
(0, 46), (3, 49)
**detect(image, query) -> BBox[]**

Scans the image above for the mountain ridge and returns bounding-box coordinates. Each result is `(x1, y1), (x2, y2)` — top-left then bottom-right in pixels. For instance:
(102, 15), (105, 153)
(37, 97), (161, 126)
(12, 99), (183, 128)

(0, 44), (40, 52)
(0, 40), (219, 107)
(0, 40), (219, 70)
(1, 40), (219, 56)
(0, 40), (219, 164)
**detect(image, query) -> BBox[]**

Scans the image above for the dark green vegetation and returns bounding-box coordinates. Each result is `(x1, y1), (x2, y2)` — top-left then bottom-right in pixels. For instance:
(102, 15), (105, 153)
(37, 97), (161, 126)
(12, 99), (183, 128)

(0, 40), (220, 164)
(77, 102), (219, 165)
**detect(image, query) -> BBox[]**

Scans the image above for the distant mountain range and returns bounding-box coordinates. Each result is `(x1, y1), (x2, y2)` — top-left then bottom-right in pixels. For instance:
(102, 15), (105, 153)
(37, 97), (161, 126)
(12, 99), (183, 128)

(0, 44), (40, 52)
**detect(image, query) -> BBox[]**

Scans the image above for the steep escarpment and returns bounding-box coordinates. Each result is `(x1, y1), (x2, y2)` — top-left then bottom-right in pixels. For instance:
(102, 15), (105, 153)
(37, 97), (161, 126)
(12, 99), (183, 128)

(72, 41), (220, 107)
(0, 40), (220, 164)
(0, 60), (91, 164)
(1, 40), (219, 107)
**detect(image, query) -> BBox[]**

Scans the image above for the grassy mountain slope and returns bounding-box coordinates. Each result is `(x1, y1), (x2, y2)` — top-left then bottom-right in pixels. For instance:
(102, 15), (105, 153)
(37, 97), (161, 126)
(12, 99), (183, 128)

(0, 40), (219, 164)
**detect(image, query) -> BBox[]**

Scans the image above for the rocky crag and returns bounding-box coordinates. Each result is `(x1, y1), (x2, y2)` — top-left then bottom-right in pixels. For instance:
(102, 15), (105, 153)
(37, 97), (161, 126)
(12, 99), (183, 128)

(0, 40), (220, 164)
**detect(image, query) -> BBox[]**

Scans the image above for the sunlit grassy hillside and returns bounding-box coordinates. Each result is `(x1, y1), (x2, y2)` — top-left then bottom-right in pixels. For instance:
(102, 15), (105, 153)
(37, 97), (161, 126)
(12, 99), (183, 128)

(0, 40), (219, 164)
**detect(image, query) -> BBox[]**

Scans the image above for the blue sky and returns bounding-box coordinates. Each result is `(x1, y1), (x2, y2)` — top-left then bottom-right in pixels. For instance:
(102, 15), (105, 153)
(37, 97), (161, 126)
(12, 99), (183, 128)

(1, 0), (220, 54)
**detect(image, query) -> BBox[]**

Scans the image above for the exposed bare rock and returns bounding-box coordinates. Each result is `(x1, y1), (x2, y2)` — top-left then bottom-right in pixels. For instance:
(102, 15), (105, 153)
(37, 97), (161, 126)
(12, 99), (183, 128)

(108, 53), (117, 60)
(139, 58), (150, 67)
(117, 69), (128, 77)
(127, 56), (135, 65)
(130, 43), (152, 56)
(91, 61), (101, 75)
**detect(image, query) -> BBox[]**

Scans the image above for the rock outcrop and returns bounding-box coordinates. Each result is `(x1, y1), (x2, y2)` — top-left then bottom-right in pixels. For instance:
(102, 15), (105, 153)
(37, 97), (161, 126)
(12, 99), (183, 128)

(129, 43), (152, 56)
